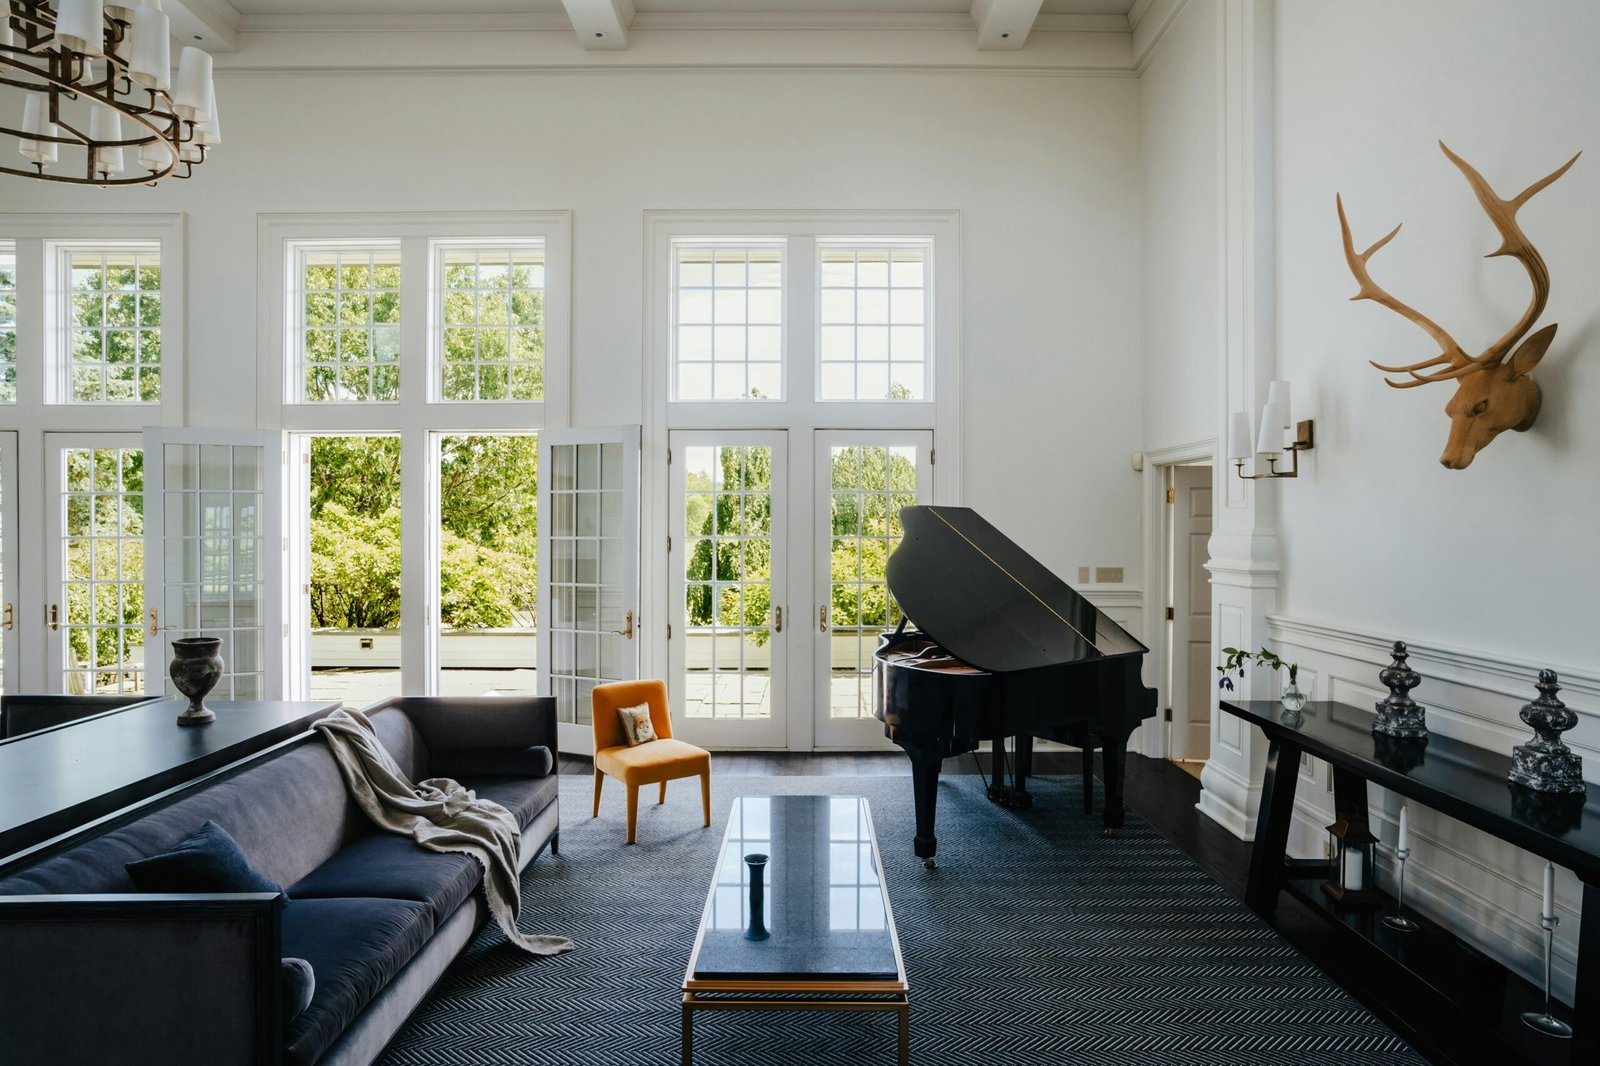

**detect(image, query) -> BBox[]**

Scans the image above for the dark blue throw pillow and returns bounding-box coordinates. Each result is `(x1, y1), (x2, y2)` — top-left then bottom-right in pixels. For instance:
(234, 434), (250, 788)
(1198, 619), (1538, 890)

(281, 957), (315, 1021)
(126, 820), (283, 895)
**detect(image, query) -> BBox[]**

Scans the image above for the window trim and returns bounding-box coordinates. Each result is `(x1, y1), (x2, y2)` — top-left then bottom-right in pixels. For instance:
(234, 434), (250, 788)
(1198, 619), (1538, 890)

(50, 238), (167, 407)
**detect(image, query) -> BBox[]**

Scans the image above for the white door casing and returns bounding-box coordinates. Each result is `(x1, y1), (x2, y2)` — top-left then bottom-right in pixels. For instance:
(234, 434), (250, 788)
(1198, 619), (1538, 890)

(1169, 464), (1214, 761)
(0, 432), (16, 694)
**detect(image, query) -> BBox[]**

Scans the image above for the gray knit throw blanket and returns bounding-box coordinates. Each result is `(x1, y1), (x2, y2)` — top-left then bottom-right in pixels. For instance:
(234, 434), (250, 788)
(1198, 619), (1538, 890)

(312, 707), (573, 957)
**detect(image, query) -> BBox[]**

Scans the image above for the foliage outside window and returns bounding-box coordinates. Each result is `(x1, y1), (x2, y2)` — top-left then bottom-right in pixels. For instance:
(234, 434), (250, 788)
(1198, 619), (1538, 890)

(439, 245), (545, 401)
(0, 244), (15, 403)
(64, 248), (161, 403)
(62, 447), (145, 694)
(300, 247), (401, 402)
(307, 436), (537, 631)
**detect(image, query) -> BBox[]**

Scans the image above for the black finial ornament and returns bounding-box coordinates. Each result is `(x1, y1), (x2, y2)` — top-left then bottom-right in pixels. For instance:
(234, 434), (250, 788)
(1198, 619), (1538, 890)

(1508, 670), (1585, 794)
(1373, 641), (1428, 738)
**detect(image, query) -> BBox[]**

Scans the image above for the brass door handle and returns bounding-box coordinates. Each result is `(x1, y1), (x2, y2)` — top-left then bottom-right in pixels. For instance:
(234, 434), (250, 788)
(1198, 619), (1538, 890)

(774, 607), (783, 633)
(47, 604), (59, 631)
(149, 609), (161, 635)
(819, 606), (829, 633)
(613, 610), (634, 640)
(2, 603), (12, 631)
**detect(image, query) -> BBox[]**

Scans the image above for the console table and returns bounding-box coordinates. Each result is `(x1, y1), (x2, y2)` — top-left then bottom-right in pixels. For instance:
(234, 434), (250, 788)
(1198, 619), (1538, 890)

(0, 697), (340, 864)
(1223, 699), (1599, 1061)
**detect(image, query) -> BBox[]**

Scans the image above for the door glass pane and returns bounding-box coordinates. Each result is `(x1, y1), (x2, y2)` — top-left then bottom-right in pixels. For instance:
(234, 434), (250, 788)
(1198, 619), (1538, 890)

(683, 444), (774, 720)
(547, 440), (629, 726)
(159, 443), (268, 701)
(62, 447), (145, 694)
(828, 444), (918, 718)
(438, 434), (538, 696)
(309, 436), (401, 706)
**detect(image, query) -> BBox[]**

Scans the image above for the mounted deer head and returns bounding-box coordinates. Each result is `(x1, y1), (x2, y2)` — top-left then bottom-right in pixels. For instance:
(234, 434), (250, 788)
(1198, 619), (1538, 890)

(1337, 142), (1580, 469)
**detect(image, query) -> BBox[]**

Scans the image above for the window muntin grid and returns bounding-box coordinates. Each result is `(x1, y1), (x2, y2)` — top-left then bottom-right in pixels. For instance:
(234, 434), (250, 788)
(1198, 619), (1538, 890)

(827, 796), (886, 931)
(709, 797), (773, 931)
(682, 444), (774, 720)
(160, 443), (267, 701)
(64, 248), (162, 404)
(828, 444), (917, 719)
(673, 242), (783, 401)
(546, 440), (628, 727)
(437, 244), (546, 402)
(818, 242), (929, 401)
(62, 446), (145, 695)
(0, 244), (15, 403)
(298, 245), (401, 403)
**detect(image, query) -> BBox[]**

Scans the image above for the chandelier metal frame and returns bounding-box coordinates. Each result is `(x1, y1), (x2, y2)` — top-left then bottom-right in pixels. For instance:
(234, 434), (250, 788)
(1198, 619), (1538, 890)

(0, 1), (206, 186)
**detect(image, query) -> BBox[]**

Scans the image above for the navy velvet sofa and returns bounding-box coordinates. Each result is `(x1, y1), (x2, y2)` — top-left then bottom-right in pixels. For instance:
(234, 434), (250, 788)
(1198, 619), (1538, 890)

(0, 696), (560, 1066)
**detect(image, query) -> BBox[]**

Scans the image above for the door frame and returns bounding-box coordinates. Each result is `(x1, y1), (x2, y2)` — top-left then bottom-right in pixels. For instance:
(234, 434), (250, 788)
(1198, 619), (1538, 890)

(1137, 439), (1216, 760)
(0, 431), (16, 695)
(812, 429), (932, 750)
(1167, 462), (1213, 762)
(668, 429), (789, 750)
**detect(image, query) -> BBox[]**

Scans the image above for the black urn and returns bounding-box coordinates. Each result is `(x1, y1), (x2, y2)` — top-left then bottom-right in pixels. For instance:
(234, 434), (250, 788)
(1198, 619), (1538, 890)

(1508, 670), (1584, 794)
(170, 637), (223, 726)
(744, 853), (770, 942)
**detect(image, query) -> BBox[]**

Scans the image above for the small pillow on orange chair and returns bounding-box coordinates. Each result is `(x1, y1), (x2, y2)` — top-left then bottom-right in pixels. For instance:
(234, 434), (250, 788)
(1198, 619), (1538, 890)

(617, 703), (657, 746)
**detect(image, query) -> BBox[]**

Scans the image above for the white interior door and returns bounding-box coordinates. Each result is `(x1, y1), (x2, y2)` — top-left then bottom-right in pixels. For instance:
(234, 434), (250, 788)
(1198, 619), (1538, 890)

(669, 431), (788, 749)
(0, 432), (16, 694)
(143, 429), (286, 701)
(813, 431), (931, 748)
(538, 427), (641, 756)
(1168, 464), (1213, 761)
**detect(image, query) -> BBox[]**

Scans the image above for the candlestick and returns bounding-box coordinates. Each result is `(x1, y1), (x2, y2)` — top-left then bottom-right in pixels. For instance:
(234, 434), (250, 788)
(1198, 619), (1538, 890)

(1383, 846), (1418, 933)
(1398, 805), (1409, 853)
(1543, 862), (1554, 918)
(1521, 911), (1573, 1039)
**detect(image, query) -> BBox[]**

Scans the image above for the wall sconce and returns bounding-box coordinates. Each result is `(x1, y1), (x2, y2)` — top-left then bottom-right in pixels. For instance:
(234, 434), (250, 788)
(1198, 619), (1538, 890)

(1229, 380), (1315, 480)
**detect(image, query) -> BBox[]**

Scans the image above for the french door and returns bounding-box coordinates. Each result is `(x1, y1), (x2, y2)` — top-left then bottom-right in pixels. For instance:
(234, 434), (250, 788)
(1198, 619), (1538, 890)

(142, 428), (286, 701)
(813, 431), (931, 748)
(669, 431), (788, 749)
(0, 432), (15, 694)
(538, 427), (641, 756)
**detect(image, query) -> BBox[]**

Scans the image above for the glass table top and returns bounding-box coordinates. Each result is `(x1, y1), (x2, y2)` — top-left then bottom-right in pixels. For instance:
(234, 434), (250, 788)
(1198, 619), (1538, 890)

(690, 795), (902, 983)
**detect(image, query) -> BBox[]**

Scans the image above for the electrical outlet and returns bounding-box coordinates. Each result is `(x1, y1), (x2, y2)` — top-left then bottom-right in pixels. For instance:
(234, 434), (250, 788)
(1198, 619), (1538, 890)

(1095, 566), (1124, 583)
(1077, 566), (1091, 584)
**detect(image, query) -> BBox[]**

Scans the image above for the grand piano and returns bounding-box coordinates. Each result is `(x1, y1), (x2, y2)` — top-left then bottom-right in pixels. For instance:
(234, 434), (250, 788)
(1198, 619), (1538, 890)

(872, 505), (1158, 866)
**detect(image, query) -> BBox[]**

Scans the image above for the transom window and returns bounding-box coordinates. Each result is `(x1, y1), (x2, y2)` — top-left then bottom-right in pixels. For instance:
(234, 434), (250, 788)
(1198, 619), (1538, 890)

(297, 244), (401, 403)
(62, 245), (162, 404)
(0, 243), (14, 403)
(672, 241), (784, 401)
(437, 242), (546, 402)
(818, 241), (929, 401)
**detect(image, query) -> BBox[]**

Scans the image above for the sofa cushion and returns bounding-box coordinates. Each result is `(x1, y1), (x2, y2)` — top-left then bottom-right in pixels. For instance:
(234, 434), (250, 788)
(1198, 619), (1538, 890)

(366, 706), (429, 782)
(463, 774), (559, 831)
(434, 744), (553, 780)
(288, 832), (481, 925)
(126, 820), (283, 896)
(280, 897), (434, 1066)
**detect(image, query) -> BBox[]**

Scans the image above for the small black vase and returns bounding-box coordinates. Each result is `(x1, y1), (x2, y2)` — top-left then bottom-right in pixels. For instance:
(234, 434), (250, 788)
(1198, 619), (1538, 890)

(744, 853), (770, 942)
(170, 637), (223, 726)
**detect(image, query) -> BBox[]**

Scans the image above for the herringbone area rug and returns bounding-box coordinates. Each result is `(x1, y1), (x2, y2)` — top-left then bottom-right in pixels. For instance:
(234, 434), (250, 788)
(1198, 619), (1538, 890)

(378, 774), (1423, 1065)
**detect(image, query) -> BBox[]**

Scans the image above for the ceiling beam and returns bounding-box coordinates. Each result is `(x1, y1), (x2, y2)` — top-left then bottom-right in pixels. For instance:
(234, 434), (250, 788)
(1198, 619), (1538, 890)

(970, 0), (1045, 51)
(164, 0), (240, 54)
(560, 0), (635, 51)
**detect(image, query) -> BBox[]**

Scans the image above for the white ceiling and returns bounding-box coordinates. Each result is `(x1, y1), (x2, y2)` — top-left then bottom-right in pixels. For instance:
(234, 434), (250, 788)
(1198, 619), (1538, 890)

(225, 0), (1137, 18)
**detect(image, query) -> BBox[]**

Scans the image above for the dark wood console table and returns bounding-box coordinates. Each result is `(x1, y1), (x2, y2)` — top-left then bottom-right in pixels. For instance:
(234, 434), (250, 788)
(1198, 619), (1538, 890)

(0, 698), (340, 863)
(1223, 699), (1599, 1063)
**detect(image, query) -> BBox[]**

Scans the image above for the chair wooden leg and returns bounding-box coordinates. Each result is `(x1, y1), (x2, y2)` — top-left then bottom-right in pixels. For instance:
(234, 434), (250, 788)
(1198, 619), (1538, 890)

(700, 770), (711, 827)
(593, 768), (604, 818)
(659, 779), (668, 805)
(626, 784), (640, 845)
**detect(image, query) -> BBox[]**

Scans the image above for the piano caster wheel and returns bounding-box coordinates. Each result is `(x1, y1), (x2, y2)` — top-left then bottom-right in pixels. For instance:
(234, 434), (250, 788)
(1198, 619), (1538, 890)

(1101, 826), (1120, 838)
(923, 858), (937, 870)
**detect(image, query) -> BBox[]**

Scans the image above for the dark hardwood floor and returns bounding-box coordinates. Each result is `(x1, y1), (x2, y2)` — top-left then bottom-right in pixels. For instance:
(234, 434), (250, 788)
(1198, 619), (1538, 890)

(560, 749), (1559, 1066)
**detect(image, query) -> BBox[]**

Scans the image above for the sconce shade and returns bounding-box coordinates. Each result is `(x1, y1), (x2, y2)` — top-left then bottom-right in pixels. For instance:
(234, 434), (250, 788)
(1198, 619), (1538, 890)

(20, 95), (60, 166)
(173, 46), (214, 122)
(1256, 403), (1288, 454)
(129, 2), (172, 91)
(89, 106), (125, 177)
(1266, 379), (1291, 410)
(56, 0), (108, 58)
(1228, 412), (1252, 461)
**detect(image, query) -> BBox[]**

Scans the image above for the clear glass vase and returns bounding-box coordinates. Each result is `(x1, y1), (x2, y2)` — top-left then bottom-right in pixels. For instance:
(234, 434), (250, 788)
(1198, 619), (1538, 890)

(1281, 681), (1308, 714)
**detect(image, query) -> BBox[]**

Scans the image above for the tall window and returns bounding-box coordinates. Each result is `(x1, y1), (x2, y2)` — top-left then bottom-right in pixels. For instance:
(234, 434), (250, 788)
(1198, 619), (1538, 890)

(0, 243), (15, 403)
(818, 241), (930, 401)
(297, 245), (401, 403)
(62, 245), (162, 403)
(437, 243), (545, 402)
(672, 241), (784, 401)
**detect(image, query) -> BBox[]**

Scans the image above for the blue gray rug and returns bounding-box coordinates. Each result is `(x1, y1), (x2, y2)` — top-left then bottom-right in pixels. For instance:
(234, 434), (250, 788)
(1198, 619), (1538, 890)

(377, 774), (1423, 1065)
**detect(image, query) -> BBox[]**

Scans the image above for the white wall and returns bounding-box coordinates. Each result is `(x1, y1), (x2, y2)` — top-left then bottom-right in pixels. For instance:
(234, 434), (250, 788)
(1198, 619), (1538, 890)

(1139, 0), (1221, 453)
(3, 66), (1145, 590)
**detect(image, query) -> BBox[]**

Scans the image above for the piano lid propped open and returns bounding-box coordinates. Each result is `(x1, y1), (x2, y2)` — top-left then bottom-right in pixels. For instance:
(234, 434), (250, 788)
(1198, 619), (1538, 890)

(884, 505), (1148, 674)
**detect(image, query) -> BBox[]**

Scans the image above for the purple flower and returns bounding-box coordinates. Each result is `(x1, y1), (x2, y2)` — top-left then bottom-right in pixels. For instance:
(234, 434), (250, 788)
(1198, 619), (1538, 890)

(1218, 676), (1234, 692)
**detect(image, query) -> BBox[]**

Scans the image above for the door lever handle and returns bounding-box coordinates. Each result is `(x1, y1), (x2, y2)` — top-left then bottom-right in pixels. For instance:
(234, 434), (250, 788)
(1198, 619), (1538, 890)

(47, 604), (60, 631)
(2, 603), (11, 631)
(774, 607), (783, 634)
(612, 610), (634, 640)
(819, 606), (829, 633)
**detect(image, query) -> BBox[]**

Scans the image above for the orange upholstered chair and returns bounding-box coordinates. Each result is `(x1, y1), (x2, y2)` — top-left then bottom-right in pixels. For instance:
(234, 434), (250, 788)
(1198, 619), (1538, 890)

(591, 679), (711, 844)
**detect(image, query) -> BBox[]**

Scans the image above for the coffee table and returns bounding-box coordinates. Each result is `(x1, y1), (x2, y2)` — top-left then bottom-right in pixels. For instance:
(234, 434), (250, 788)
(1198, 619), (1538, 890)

(681, 794), (909, 1065)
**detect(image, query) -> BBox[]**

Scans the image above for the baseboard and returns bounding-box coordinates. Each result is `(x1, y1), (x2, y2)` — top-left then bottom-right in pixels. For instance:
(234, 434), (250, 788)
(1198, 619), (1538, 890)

(1196, 758), (1256, 839)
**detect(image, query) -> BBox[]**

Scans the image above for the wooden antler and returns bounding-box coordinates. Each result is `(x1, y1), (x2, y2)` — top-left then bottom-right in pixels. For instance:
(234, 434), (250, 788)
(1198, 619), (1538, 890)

(1336, 194), (1469, 388)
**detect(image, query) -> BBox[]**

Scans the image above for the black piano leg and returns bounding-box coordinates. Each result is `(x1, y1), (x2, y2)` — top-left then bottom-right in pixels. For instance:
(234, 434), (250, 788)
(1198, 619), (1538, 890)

(985, 737), (1033, 810)
(1013, 735), (1034, 809)
(907, 748), (942, 869)
(1101, 732), (1127, 838)
(1066, 726), (1094, 815)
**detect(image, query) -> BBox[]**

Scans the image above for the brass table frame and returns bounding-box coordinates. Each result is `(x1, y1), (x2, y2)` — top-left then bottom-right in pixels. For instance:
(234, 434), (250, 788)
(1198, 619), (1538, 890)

(680, 797), (909, 1066)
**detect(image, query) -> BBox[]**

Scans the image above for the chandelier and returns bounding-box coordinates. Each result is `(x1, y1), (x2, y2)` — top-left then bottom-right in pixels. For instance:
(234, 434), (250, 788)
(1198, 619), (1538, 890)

(0, 0), (217, 186)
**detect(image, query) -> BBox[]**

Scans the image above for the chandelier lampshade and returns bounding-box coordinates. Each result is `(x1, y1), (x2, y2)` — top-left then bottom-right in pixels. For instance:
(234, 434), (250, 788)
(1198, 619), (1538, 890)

(1, 0), (218, 185)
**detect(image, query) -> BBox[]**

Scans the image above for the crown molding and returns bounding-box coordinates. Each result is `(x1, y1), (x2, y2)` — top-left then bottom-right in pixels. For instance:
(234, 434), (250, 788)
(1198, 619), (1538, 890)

(236, 10), (1132, 36)
(1131, 0), (1190, 74)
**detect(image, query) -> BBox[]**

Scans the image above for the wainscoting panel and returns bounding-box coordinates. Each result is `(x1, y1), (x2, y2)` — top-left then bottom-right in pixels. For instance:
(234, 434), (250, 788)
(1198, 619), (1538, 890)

(1268, 614), (1590, 1002)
